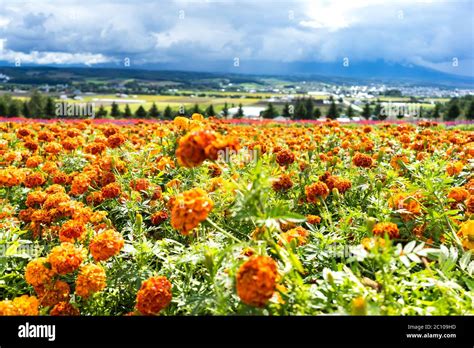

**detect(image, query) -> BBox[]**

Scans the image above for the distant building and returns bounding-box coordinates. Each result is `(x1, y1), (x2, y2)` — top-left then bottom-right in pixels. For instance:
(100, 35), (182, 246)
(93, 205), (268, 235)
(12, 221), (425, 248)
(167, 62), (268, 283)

(226, 106), (265, 119)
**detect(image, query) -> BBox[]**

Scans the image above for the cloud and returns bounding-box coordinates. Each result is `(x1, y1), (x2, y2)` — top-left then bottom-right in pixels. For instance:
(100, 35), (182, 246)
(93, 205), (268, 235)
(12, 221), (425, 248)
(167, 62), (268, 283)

(0, 0), (472, 75)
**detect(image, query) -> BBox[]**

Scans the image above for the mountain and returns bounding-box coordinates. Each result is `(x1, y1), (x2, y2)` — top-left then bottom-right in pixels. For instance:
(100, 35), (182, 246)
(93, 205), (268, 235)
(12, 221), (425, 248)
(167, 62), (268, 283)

(0, 59), (472, 87)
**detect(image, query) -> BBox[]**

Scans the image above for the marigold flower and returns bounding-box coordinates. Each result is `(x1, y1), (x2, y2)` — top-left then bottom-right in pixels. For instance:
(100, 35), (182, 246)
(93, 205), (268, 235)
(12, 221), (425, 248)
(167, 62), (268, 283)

(446, 161), (463, 176)
(70, 173), (91, 196)
(106, 133), (126, 148)
(272, 174), (293, 192)
(151, 211), (169, 226)
(361, 237), (386, 250)
(89, 229), (124, 261)
(34, 280), (70, 307)
(236, 256), (277, 307)
(48, 243), (84, 275)
(59, 219), (87, 243)
(448, 187), (469, 203)
(306, 214), (321, 225)
(458, 220), (474, 250)
(24, 172), (46, 188)
(130, 178), (150, 192)
(75, 264), (107, 298)
(275, 149), (295, 166)
(372, 222), (400, 239)
(25, 257), (56, 287)
(305, 182), (330, 202)
(0, 300), (18, 315)
(351, 296), (367, 315)
(170, 188), (213, 235)
(12, 295), (39, 315)
(136, 276), (172, 315)
(50, 302), (80, 316)
(389, 192), (422, 221)
(466, 196), (474, 214)
(279, 226), (309, 246)
(26, 190), (47, 208)
(101, 182), (121, 199)
(352, 152), (373, 168)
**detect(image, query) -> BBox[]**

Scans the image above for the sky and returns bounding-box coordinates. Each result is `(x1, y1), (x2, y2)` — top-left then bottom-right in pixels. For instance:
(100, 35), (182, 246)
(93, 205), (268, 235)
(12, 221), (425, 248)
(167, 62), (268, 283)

(0, 0), (473, 76)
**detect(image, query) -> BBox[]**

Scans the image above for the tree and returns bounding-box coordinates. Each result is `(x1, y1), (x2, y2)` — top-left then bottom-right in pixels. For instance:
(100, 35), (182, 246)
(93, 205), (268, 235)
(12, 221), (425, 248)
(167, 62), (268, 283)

(432, 103), (440, 119)
(96, 105), (108, 118)
(28, 90), (44, 117)
(236, 103), (244, 118)
(110, 102), (121, 118)
(7, 101), (20, 118)
(262, 103), (277, 119)
(123, 104), (132, 118)
(327, 99), (339, 119)
(148, 103), (160, 118)
(373, 101), (382, 119)
(294, 103), (306, 120)
(135, 105), (147, 118)
(44, 97), (56, 118)
(0, 99), (7, 116)
(222, 102), (229, 119)
(313, 107), (322, 119)
(22, 101), (30, 118)
(163, 106), (173, 120)
(346, 105), (354, 119)
(205, 104), (215, 117)
(282, 103), (291, 118)
(192, 104), (202, 115)
(361, 103), (371, 120)
(445, 102), (460, 121)
(465, 100), (474, 120)
(304, 98), (314, 119)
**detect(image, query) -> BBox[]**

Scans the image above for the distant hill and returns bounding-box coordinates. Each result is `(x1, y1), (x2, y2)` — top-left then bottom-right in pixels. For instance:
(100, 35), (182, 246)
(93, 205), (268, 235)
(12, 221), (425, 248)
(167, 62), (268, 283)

(0, 59), (473, 88)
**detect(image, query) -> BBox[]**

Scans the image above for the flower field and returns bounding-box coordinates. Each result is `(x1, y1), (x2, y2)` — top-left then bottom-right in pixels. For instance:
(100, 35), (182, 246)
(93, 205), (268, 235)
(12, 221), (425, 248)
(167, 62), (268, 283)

(0, 116), (473, 316)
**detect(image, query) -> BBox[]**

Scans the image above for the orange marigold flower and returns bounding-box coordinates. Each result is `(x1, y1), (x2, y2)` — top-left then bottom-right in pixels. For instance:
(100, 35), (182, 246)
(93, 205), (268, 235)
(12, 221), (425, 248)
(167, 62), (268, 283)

(24, 172), (46, 188)
(446, 161), (463, 176)
(70, 173), (91, 196)
(372, 222), (400, 239)
(25, 190), (47, 208)
(466, 196), (474, 214)
(136, 276), (172, 315)
(130, 178), (150, 192)
(279, 226), (309, 246)
(89, 229), (124, 262)
(75, 264), (107, 298)
(48, 243), (84, 275)
(390, 154), (409, 170)
(59, 219), (87, 243)
(236, 256), (278, 307)
(305, 182), (330, 202)
(25, 257), (55, 287)
(34, 280), (70, 307)
(275, 149), (295, 166)
(170, 188), (213, 235)
(12, 295), (39, 315)
(101, 182), (121, 199)
(389, 192), (422, 221)
(151, 211), (169, 226)
(352, 152), (373, 168)
(272, 174), (293, 192)
(50, 301), (80, 316)
(106, 133), (126, 148)
(306, 214), (321, 225)
(26, 155), (43, 168)
(448, 187), (469, 203)
(86, 191), (104, 206)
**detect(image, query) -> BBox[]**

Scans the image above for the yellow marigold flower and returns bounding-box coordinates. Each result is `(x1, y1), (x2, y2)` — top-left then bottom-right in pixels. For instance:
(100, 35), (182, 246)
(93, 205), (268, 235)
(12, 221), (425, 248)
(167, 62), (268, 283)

(191, 113), (204, 121)
(25, 257), (55, 287)
(372, 222), (400, 239)
(48, 243), (84, 275)
(75, 264), (107, 298)
(136, 276), (172, 315)
(89, 229), (124, 262)
(446, 161), (463, 176)
(458, 220), (474, 250)
(236, 256), (277, 307)
(351, 296), (367, 315)
(12, 295), (39, 315)
(361, 237), (386, 250)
